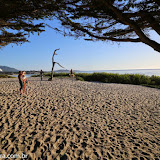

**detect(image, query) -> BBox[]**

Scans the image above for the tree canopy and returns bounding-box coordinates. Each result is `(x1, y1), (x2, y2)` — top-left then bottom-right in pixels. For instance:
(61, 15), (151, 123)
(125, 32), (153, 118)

(56, 0), (160, 52)
(0, 0), (58, 47)
(0, 0), (160, 52)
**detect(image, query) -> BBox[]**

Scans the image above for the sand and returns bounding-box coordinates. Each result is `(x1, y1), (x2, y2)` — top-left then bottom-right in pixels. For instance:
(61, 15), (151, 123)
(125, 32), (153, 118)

(0, 77), (159, 160)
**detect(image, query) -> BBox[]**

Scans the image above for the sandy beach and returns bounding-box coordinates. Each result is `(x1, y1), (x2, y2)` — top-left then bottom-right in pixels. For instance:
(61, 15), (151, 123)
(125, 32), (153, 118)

(0, 77), (159, 160)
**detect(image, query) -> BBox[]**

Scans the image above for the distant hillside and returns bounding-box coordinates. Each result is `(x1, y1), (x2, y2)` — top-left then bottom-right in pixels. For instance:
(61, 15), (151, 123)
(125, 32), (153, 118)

(0, 66), (19, 72)
(55, 69), (82, 73)
(55, 69), (70, 73)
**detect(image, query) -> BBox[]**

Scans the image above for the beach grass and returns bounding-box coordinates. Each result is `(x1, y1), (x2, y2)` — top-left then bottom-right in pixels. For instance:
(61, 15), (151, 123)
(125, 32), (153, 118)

(31, 72), (69, 77)
(0, 74), (15, 78)
(76, 73), (160, 89)
(31, 72), (160, 89)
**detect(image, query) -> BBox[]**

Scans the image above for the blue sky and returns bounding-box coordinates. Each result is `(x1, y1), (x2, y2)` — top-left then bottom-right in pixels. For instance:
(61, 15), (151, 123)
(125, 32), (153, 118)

(0, 20), (160, 71)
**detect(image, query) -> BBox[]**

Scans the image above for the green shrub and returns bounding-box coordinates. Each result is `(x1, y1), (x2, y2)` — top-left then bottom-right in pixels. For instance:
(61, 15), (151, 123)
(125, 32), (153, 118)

(76, 76), (84, 81)
(150, 75), (160, 85)
(31, 72), (160, 89)
(0, 74), (14, 78)
(31, 73), (69, 77)
(31, 74), (40, 77)
(54, 73), (69, 77)
(44, 73), (51, 77)
(126, 74), (151, 85)
(75, 72), (160, 86)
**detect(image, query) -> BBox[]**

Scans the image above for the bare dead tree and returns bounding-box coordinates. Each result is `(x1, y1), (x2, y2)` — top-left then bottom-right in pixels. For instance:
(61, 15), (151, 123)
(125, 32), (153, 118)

(49, 48), (64, 81)
(49, 48), (59, 81)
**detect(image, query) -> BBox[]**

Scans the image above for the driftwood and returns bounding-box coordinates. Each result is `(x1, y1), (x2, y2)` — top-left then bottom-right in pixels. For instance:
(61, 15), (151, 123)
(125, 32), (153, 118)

(49, 48), (64, 81)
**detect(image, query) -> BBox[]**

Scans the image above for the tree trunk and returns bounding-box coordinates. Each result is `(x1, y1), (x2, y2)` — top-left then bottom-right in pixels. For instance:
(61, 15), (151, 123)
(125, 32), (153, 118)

(51, 62), (55, 80)
(50, 48), (60, 81)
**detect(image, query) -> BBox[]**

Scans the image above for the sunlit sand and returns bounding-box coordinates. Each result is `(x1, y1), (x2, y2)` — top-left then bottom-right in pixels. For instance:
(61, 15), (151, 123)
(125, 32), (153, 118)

(0, 77), (159, 159)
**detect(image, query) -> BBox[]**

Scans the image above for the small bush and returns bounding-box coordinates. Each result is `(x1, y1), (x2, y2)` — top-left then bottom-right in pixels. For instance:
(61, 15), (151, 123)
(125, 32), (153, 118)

(31, 73), (70, 77)
(150, 75), (160, 85)
(54, 73), (69, 77)
(76, 76), (84, 81)
(0, 74), (15, 78)
(44, 73), (51, 77)
(31, 74), (40, 77)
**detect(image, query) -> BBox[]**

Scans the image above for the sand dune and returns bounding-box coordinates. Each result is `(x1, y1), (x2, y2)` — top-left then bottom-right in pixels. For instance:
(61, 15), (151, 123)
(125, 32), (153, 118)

(0, 77), (159, 160)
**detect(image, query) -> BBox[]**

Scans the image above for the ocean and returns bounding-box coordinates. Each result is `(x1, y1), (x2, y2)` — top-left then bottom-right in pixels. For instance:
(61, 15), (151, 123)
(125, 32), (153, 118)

(9, 69), (160, 77)
(10, 74), (36, 78)
(77, 69), (160, 77)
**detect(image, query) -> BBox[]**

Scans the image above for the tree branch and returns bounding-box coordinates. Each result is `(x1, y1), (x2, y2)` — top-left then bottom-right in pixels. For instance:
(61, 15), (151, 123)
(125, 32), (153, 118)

(64, 17), (141, 42)
(99, 0), (160, 52)
(152, 0), (160, 6)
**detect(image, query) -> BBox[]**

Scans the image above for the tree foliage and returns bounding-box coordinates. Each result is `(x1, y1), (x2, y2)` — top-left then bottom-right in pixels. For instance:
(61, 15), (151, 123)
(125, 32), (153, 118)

(0, 0), (59, 47)
(0, 0), (160, 52)
(55, 0), (160, 52)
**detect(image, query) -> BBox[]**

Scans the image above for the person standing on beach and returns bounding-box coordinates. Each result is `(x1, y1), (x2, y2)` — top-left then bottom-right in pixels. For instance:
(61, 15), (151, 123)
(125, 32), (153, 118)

(69, 69), (75, 78)
(18, 71), (24, 95)
(40, 70), (43, 81)
(22, 71), (28, 94)
(70, 69), (73, 75)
